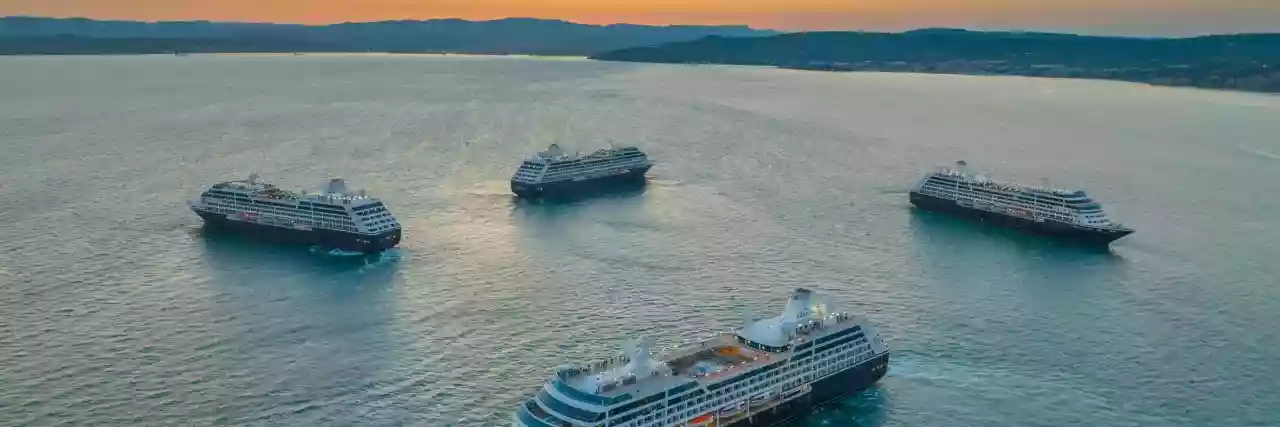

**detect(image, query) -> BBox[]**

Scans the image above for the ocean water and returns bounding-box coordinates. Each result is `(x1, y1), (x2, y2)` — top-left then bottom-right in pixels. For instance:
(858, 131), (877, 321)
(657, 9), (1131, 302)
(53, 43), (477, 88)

(1, 54), (1278, 427)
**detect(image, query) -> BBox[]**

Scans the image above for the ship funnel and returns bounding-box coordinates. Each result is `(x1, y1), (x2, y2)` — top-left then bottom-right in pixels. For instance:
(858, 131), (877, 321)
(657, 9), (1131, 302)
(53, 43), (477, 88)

(955, 160), (969, 176)
(325, 178), (348, 195)
(781, 288), (813, 322)
(248, 172), (260, 185)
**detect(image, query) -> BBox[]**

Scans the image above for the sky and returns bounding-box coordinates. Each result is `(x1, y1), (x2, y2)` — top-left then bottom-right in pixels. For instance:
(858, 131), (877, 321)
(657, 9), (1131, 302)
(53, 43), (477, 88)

(1, 0), (1278, 35)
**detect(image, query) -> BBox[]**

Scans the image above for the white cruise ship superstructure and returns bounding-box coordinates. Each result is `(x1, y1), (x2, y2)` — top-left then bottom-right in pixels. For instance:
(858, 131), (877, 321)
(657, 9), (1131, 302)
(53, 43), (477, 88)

(513, 288), (890, 427)
(511, 144), (654, 198)
(188, 174), (402, 252)
(910, 161), (1134, 244)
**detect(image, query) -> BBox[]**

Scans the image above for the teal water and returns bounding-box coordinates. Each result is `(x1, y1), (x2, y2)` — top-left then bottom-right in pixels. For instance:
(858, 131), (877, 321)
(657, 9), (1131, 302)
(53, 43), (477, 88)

(1, 55), (1278, 426)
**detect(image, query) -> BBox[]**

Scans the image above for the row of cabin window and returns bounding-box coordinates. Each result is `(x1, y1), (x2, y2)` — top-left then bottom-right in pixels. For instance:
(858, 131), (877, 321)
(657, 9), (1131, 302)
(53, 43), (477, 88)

(614, 374), (775, 427)
(648, 357), (824, 427)
(607, 334), (869, 426)
(514, 169), (543, 182)
(809, 325), (864, 347)
(655, 356), (804, 425)
(362, 211), (396, 228)
(543, 164), (647, 180)
(200, 205), (358, 232)
(546, 156), (646, 168)
(616, 342), (874, 427)
(545, 158), (647, 174)
(1081, 213), (1111, 225)
(541, 170), (629, 184)
(204, 200), (354, 224)
(611, 361), (782, 426)
(355, 205), (388, 217)
(821, 341), (876, 376)
(617, 342), (877, 427)
(207, 198), (353, 221)
(205, 192), (350, 214)
(791, 336), (871, 384)
(606, 388), (669, 424)
(926, 178), (1093, 206)
(920, 186), (1081, 222)
(814, 332), (865, 354)
(357, 206), (398, 232)
(547, 154), (645, 170)
(924, 178), (1074, 203)
(214, 207), (358, 231)
(921, 182), (1077, 210)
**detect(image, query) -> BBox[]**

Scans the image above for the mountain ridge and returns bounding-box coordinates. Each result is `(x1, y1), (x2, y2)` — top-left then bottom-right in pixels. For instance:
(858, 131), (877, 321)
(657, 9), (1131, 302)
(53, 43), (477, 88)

(590, 30), (1280, 93)
(0, 16), (775, 55)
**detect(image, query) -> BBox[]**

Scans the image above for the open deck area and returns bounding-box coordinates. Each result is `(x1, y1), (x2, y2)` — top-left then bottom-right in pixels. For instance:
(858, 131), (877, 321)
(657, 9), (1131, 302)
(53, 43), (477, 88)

(554, 310), (863, 404)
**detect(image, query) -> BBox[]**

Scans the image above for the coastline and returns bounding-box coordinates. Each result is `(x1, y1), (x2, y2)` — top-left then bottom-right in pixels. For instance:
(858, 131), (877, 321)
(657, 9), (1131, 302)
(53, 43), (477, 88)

(588, 59), (1280, 95)
(3, 50), (1274, 95)
(767, 65), (1280, 95)
(586, 30), (1280, 95)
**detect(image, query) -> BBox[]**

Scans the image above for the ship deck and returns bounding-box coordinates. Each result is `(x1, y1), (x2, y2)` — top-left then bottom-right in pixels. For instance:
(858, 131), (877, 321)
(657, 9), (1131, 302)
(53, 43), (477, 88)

(562, 315), (862, 402)
(567, 335), (775, 401)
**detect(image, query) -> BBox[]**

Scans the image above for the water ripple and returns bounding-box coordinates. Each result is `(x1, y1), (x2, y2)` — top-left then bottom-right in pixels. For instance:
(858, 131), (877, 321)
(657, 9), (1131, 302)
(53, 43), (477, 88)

(2, 55), (1279, 426)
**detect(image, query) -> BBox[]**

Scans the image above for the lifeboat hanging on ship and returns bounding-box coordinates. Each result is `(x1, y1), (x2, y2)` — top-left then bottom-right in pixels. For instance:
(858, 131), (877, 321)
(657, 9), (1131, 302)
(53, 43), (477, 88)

(688, 413), (715, 426)
(781, 384), (811, 400)
(718, 401), (747, 418)
(750, 389), (779, 407)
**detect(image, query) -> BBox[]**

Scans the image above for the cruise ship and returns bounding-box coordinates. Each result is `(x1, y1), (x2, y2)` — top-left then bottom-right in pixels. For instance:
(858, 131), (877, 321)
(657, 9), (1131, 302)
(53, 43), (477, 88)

(910, 161), (1134, 244)
(189, 174), (401, 252)
(513, 288), (890, 427)
(511, 144), (654, 198)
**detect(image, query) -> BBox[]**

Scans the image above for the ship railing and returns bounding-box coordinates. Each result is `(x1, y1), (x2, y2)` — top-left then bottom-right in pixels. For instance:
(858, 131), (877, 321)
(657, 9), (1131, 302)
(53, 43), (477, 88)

(557, 353), (636, 383)
(938, 170), (1083, 196)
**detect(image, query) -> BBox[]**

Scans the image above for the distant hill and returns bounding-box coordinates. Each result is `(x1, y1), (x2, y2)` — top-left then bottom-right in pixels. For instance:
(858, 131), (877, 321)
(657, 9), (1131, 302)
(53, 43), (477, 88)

(0, 16), (777, 56)
(591, 29), (1280, 93)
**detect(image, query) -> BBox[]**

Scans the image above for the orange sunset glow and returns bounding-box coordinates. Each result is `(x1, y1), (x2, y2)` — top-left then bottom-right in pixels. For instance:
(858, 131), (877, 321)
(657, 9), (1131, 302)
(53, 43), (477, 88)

(2, 0), (1278, 34)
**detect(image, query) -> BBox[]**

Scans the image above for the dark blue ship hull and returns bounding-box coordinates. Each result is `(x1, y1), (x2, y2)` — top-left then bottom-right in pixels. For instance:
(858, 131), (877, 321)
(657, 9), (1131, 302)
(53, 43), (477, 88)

(511, 166), (651, 199)
(728, 352), (890, 427)
(909, 191), (1133, 245)
(193, 209), (401, 253)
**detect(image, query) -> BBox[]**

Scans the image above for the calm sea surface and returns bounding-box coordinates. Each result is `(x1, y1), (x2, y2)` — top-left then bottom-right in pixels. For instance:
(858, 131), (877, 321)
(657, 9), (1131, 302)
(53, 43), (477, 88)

(2, 55), (1279, 426)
